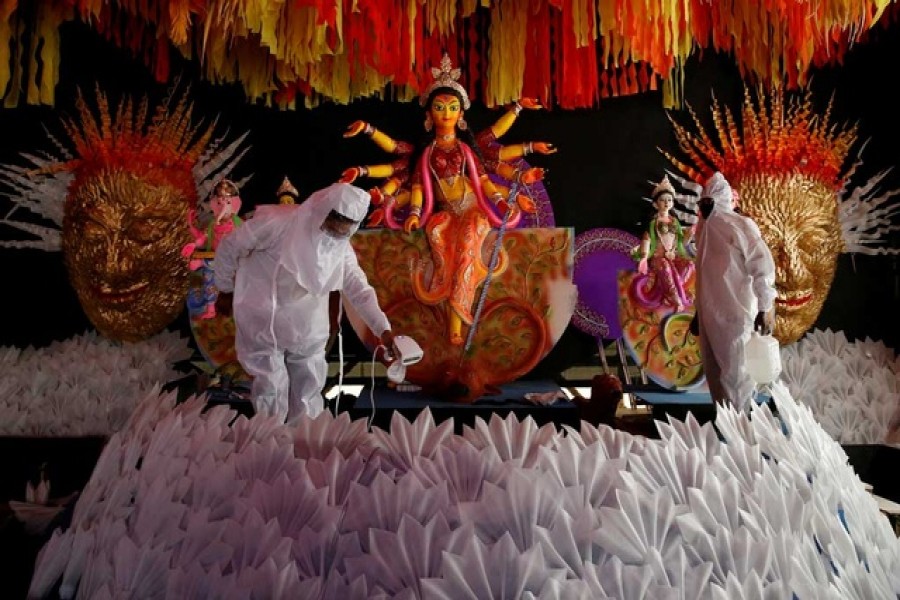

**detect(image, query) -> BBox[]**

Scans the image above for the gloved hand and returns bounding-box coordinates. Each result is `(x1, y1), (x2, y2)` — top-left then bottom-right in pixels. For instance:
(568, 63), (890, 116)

(380, 330), (399, 362)
(215, 292), (234, 318)
(753, 311), (773, 336)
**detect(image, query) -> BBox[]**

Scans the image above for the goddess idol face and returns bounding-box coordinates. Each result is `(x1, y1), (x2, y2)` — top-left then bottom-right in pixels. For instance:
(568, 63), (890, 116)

(429, 93), (463, 132)
(62, 169), (191, 342)
(653, 192), (675, 216)
(738, 172), (844, 344)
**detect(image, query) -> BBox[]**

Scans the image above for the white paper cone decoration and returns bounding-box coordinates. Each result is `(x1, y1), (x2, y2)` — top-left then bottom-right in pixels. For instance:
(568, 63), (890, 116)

(463, 412), (561, 468)
(781, 328), (899, 444)
(28, 377), (900, 599)
(292, 411), (373, 461)
(0, 331), (192, 437)
(371, 408), (454, 472)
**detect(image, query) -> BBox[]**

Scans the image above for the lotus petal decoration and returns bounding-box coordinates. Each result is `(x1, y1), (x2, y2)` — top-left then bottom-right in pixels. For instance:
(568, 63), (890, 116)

(420, 533), (566, 599)
(585, 554), (654, 600)
(25, 376), (900, 597)
(458, 469), (568, 551)
(166, 563), (238, 600)
(738, 470), (811, 540)
(238, 472), (335, 536)
(27, 528), (73, 598)
(626, 436), (708, 504)
(684, 525), (773, 588)
(594, 487), (682, 564)
(371, 407), (454, 473)
(409, 441), (505, 504)
(709, 439), (767, 497)
(171, 513), (232, 571)
(656, 411), (722, 463)
(292, 573), (371, 599)
(645, 546), (713, 600)
(307, 446), (387, 507)
(224, 411), (292, 453)
(462, 413), (560, 468)
(223, 510), (294, 573)
(182, 462), (244, 521)
(0, 332), (191, 436)
(233, 437), (304, 484)
(343, 513), (452, 596)
(291, 526), (363, 580)
(801, 328), (850, 357)
(535, 436), (626, 508)
(677, 476), (744, 544)
(829, 557), (896, 600)
(780, 329), (898, 444)
(532, 510), (602, 577)
(233, 557), (301, 600)
(110, 537), (170, 599)
(341, 470), (452, 541)
(291, 411), (373, 460)
(709, 570), (767, 600)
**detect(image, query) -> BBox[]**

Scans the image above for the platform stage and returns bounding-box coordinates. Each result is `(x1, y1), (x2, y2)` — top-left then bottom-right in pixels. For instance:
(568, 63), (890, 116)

(627, 385), (713, 421)
(346, 379), (580, 432)
(628, 385), (773, 425)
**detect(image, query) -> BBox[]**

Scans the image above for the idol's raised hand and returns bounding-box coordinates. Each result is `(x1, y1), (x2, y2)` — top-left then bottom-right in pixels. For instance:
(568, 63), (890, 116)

(343, 120), (368, 138)
(517, 98), (543, 110)
(339, 167), (361, 184)
(531, 142), (557, 155)
(519, 167), (546, 185)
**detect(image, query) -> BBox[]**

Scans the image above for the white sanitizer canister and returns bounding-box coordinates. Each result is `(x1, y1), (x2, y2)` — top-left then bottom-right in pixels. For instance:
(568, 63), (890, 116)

(745, 331), (782, 385)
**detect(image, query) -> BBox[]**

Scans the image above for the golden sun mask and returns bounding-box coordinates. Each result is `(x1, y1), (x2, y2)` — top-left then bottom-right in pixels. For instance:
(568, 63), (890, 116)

(62, 171), (191, 342)
(664, 86), (863, 345)
(738, 173), (844, 344)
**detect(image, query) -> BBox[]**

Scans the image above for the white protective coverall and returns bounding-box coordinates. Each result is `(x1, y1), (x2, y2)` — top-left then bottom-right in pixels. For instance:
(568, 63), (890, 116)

(214, 183), (391, 421)
(695, 172), (776, 408)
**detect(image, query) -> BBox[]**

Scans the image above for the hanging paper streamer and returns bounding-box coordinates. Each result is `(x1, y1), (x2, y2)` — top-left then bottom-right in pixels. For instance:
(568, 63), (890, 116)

(0, 0), (896, 109)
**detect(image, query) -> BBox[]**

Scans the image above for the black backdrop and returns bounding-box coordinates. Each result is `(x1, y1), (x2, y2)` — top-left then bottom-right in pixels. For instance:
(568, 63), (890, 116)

(1, 20), (898, 373)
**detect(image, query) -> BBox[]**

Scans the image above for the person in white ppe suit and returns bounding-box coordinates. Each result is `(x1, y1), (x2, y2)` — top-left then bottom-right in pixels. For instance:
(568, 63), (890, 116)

(690, 172), (776, 408)
(214, 182), (397, 422)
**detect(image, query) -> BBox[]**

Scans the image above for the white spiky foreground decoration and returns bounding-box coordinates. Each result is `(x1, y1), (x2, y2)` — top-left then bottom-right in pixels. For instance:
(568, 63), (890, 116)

(27, 383), (899, 599)
(781, 328), (900, 445)
(0, 331), (193, 437)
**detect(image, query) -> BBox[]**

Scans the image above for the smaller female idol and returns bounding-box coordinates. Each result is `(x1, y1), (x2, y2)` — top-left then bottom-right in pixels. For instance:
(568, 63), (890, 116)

(632, 175), (694, 312)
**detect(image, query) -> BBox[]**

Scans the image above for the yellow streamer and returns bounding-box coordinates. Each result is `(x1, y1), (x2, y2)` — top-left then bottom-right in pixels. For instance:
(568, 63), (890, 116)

(0, 0), (894, 109)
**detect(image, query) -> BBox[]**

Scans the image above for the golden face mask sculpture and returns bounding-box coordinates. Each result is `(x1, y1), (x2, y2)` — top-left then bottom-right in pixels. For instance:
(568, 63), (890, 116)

(665, 86), (899, 344)
(63, 170), (192, 341)
(734, 173), (844, 344)
(0, 89), (249, 342)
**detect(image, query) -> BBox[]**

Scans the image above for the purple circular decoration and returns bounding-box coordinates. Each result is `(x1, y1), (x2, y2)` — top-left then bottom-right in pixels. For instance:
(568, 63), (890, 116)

(572, 228), (641, 340)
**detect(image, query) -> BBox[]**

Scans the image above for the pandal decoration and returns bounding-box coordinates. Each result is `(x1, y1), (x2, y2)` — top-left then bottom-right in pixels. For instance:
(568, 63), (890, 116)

(26, 381), (900, 597)
(0, 85), (250, 342)
(0, 1), (897, 109)
(664, 85), (900, 345)
(780, 328), (899, 445)
(0, 330), (193, 437)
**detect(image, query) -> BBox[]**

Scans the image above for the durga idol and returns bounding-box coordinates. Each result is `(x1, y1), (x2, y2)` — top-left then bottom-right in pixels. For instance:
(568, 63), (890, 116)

(342, 54), (557, 346)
